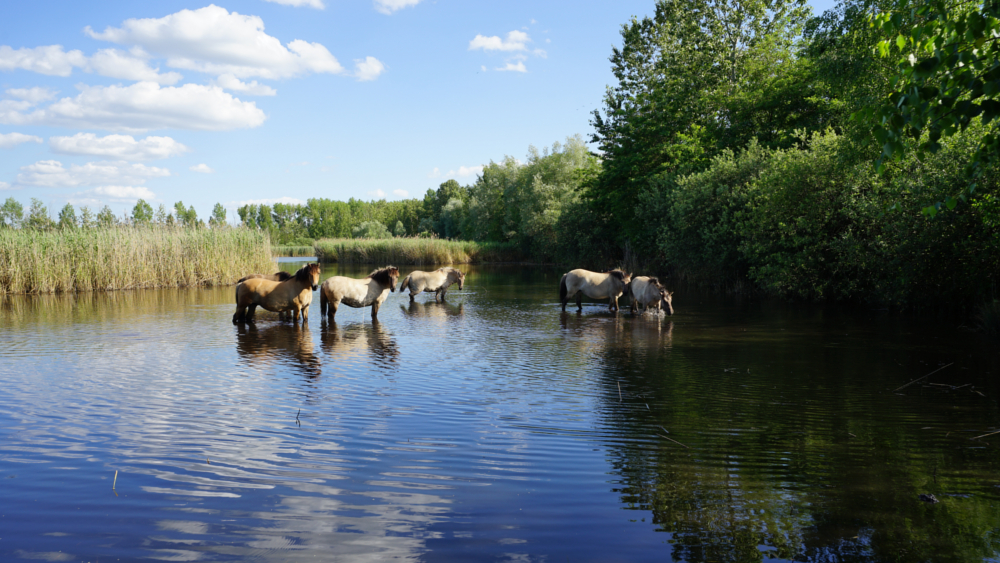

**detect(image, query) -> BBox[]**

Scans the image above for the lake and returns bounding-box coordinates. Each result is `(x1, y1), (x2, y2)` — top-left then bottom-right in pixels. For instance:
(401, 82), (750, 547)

(1, 262), (999, 562)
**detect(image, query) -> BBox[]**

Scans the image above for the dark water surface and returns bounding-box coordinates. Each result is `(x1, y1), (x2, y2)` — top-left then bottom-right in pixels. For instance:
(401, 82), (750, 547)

(2, 263), (999, 562)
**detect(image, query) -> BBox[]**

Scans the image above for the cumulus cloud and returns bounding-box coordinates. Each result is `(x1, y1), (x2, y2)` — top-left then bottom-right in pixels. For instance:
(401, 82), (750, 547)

(392, 189), (409, 197)
(235, 196), (305, 206)
(88, 48), (183, 85)
(0, 82), (266, 132)
(469, 31), (530, 52)
(16, 159), (170, 188)
(49, 133), (189, 160)
(0, 181), (10, 190)
(373, 0), (421, 14)
(354, 57), (385, 82)
(0, 45), (87, 76)
(214, 74), (276, 96)
(427, 167), (441, 178)
(190, 163), (214, 173)
(6, 87), (56, 104)
(453, 165), (483, 177)
(263, 0), (325, 8)
(496, 61), (527, 73)
(0, 132), (43, 149)
(92, 185), (156, 200)
(86, 5), (343, 79)
(369, 189), (387, 198)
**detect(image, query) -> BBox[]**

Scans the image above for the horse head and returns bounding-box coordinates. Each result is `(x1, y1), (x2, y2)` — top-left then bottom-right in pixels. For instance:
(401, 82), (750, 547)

(370, 266), (399, 292)
(660, 289), (674, 316)
(296, 263), (321, 291)
(455, 269), (466, 290)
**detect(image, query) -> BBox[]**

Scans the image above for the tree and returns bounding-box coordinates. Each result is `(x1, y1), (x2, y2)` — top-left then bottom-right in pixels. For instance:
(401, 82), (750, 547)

(96, 206), (117, 227)
(154, 204), (167, 224)
(863, 0), (1000, 215)
(352, 220), (392, 239)
(173, 201), (198, 227)
(393, 220), (406, 237)
(0, 197), (24, 228)
(132, 199), (154, 225)
(57, 203), (78, 229)
(79, 206), (94, 228)
(26, 198), (53, 230)
(209, 203), (227, 227)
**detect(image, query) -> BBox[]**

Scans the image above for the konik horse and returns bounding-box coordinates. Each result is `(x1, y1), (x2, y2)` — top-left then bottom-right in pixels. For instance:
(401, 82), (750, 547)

(233, 263), (320, 323)
(559, 268), (632, 312)
(319, 266), (400, 320)
(398, 267), (465, 302)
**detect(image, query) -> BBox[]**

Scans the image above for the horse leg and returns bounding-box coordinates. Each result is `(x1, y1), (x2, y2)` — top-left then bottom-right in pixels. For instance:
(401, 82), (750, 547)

(247, 304), (258, 322)
(327, 300), (339, 320)
(435, 289), (443, 302)
(409, 289), (418, 302)
(371, 301), (380, 319)
(233, 305), (246, 324)
(576, 292), (583, 311)
(301, 304), (309, 323)
(320, 290), (328, 316)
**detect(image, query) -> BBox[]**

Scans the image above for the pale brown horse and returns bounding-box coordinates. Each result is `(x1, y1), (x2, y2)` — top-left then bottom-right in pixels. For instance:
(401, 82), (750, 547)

(237, 271), (293, 284)
(398, 267), (465, 302)
(233, 263), (320, 324)
(319, 266), (399, 320)
(629, 276), (674, 315)
(559, 268), (632, 312)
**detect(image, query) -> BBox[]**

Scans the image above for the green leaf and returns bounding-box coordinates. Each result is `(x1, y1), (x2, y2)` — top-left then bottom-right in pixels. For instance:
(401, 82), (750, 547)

(897, 34), (907, 49)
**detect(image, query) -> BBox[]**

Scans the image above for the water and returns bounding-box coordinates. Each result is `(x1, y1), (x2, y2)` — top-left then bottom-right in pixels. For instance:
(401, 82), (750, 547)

(1, 263), (998, 562)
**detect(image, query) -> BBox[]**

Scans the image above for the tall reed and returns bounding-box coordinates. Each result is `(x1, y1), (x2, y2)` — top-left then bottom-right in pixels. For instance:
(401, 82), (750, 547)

(0, 226), (273, 294)
(313, 238), (523, 265)
(272, 245), (316, 257)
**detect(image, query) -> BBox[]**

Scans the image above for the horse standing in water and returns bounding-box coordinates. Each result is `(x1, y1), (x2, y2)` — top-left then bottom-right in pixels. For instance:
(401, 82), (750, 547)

(398, 267), (465, 302)
(560, 269), (632, 312)
(233, 263), (320, 323)
(319, 266), (399, 320)
(629, 276), (674, 315)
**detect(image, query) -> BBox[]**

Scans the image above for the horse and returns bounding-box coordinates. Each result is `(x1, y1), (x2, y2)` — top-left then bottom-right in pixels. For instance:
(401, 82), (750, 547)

(232, 263), (320, 324)
(629, 276), (674, 315)
(398, 267), (465, 302)
(237, 271), (293, 284)
(559, 268), (632, 312)
(319, 266), (399, 320)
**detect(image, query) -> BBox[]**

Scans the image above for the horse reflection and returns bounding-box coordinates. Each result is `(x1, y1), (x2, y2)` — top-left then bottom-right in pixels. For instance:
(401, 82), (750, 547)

(235, 322), (322, 378)
(400, 301), (464, 319)
(560, 312), (674, 349)
(320, 320), (399, 366)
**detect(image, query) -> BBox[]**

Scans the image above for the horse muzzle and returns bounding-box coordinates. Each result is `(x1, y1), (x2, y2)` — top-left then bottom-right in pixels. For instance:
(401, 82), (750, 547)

(312, 284), (319, 291)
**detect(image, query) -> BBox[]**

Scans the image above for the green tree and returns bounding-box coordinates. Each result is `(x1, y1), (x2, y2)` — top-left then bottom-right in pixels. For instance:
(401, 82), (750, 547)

(393, 220), (406, 237)
(57, 203), (78, 229)
(352, 220), (392, 239)
(173, 201), (198, 227)
(26, 198), (53, 230)
(154, 204), (167, 224)
(132, 199), (154, 225)
(96, 206), (117, 228)
(79, 206), (95, 228)
(209, 203), (227, 227)
(0, 197), (24, 228)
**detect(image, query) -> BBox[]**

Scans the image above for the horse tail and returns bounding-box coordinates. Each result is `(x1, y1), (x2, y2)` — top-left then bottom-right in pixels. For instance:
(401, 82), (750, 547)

(319, 288), (328, 315)
(559, 274), (568, 302)
(399, 273), (412, 293)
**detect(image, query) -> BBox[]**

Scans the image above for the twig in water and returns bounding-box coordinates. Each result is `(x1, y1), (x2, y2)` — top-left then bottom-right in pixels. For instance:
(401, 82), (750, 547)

(659, 426), (669, 435)
(296, 409), (301, 427)
(112, 470), (118, 490)
(645, 403), (650, 411)
(848, 432), (856, 438)
(893, 363), (954, 393)
(207, 458), (211, 465)
(617, 382), (622, 403)
(657, 434), (690, 449)
(971, 429), (1000, 440)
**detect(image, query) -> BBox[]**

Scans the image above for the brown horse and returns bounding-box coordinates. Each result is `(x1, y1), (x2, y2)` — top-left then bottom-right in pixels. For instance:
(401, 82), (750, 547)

(233, 263), (320, 324)
(398, 267), (465, 302)
(629, 276), (674, 315)
(237, 271), (293, 284)
(559, 268), (632, 312)
(319, 266), (399, 320)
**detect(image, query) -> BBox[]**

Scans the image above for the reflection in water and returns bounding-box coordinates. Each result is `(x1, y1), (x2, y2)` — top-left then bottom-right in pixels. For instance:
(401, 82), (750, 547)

(400, 300), (464, 319)
(236, 322), (322, 378)
(320, 320), (399, 367)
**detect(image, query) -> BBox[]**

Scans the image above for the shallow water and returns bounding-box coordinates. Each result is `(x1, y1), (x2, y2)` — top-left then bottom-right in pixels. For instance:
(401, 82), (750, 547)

(1, 263), (999, 562)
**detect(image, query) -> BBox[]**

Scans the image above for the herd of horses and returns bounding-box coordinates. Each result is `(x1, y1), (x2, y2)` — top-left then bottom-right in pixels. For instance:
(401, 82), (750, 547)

(231, 264), (673, 324)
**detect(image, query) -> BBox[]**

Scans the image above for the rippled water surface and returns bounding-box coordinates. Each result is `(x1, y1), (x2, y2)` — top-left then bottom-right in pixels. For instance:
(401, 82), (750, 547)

(2, 263), (999, 562)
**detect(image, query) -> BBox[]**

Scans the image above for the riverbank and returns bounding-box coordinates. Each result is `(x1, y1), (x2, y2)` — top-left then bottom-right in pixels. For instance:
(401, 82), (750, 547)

(0, 226), (273, 294)
(313, 238), (524, 265)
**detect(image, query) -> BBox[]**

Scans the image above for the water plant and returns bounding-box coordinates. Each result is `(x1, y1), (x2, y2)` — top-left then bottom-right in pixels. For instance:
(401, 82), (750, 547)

(313, 238), (523, 265)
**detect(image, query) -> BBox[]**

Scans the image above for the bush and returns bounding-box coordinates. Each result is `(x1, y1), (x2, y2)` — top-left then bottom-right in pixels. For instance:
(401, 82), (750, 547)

(352, 221), (392, 239)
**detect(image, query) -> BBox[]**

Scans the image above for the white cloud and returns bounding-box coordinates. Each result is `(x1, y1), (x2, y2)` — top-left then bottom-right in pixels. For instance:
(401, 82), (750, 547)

(16, 159), (170, 187)
(0, 132), (43, 149)
(86, 5), (343, 79)
(263, 0), (325, 8)
(453, 165), (483, 177)
(190, 163), (214, 173)
(373, 0), (421, 14)
(496, 61), (527, 73)
(214, 74), (276, 96)
(88, 48), (183, 85)
(92, 185), (156, 200)
(392, 189), (408, 197)
(480, 65), (487, 72)
(0, 181), (11, 190)
(354, 57), (385, 82)
(234, 196), (305, 206)
(369, 189), (386, 198)
(469, 31), (530, 52)
(0, 82), (266, 132)
(6, 87), (56, 104)
(0, 45), (87, 76)
(533, 49), (547, 58)
(49, 133), (189, 161)
(427, 167), (441, 178)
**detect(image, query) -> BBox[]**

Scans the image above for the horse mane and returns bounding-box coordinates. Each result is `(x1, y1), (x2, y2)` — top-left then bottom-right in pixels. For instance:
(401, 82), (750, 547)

(607, 269), (626, 281)
(295, 263), (319, 282)
(275, 271), (293, 281)
(646, 276), (663, 289)
(368, 266), (399, 285)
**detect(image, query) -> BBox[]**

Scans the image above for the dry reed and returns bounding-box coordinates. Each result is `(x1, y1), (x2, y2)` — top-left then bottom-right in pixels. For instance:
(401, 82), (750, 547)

(0, 226), (273, 294)
(272, 245), (316, 257)
(313, 238), (522, 265)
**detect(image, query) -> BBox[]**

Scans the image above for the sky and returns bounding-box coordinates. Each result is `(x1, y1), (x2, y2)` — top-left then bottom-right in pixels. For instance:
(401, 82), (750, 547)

(0, 0), (838, 222)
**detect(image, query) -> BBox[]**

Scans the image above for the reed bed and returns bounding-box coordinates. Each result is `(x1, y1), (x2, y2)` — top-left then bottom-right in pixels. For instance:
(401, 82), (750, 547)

(271, 245), (317, 257)
(0, 227), (274, 294)
(313, 238), (523, 265)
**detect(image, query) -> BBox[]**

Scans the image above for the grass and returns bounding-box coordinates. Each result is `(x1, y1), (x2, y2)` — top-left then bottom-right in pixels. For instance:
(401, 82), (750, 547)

(0, 226), (274, 294)
(272, 245), (316, 257)
(313, 238), (524, 265)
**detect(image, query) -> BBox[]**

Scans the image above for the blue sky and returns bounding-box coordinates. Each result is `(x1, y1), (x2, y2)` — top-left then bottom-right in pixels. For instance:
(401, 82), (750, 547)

(0, 0), (837, 222)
